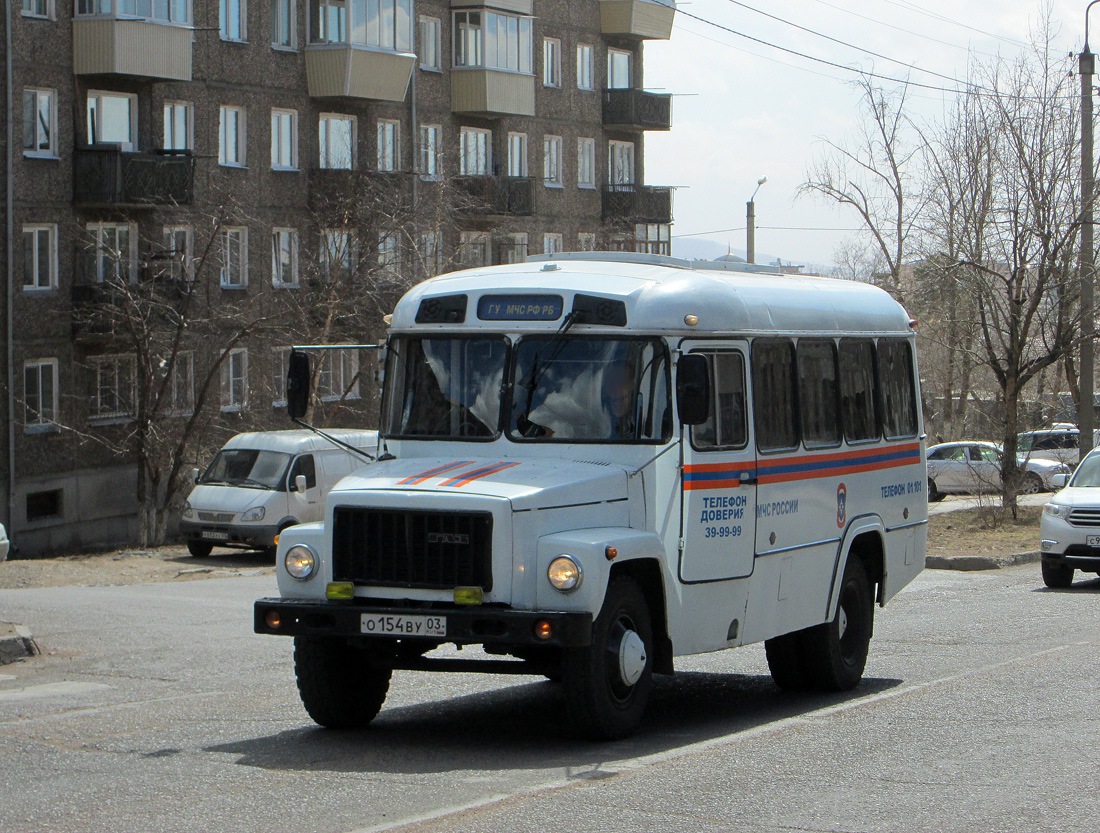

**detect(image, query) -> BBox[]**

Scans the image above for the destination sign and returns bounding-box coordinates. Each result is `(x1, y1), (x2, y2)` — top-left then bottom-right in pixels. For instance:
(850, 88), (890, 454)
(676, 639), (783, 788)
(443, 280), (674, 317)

(477, 295), (564, 321)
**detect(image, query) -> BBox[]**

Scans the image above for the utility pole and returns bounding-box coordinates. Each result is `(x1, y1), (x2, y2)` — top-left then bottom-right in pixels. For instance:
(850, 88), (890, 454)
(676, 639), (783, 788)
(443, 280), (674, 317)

(1080, 4), (1098, 462)
(746, 176), (766, 264)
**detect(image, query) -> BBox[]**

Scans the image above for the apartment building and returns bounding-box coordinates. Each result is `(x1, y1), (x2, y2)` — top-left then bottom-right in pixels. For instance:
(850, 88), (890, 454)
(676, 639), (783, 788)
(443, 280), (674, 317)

(1, 0), (675, 554)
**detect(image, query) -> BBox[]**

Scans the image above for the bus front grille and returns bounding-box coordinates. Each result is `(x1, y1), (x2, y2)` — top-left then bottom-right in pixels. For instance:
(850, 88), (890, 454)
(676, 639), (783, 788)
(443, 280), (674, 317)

(331, 507), (494, 590)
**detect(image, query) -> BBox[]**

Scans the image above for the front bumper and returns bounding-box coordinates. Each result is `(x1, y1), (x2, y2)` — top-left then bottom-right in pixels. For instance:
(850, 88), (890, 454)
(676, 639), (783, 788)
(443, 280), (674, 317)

(1042, 548), (1100, 572)
(254, 597), (593, 648)
(180, 519), (280, 549)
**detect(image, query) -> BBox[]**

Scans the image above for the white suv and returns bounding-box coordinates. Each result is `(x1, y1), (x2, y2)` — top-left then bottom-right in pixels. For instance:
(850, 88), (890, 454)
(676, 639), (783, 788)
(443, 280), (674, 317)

(1040, 448), (1100, 587)
(1018, 425), (1098, 467)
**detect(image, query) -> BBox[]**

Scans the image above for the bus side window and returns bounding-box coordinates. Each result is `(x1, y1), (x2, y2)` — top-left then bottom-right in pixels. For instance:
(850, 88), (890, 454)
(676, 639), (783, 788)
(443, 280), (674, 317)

(691, 352), (747, 450)
(879, 339), (918, 439)
(797, 339), (840, 448)
(752, 339), (798, 452)
(839, 338), (878, 443)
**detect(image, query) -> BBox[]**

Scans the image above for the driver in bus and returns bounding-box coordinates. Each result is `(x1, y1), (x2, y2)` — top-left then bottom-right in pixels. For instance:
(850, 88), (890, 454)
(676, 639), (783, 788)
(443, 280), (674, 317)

(602, 359), (638, 440)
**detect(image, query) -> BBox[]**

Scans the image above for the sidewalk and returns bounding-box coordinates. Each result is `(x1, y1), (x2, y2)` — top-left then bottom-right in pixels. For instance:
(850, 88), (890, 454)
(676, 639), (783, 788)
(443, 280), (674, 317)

(0, 621), (38, 665)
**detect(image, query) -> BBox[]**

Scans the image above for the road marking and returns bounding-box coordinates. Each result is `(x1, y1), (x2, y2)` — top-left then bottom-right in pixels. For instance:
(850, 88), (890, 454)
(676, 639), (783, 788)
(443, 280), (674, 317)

(0, 674), (16, 682)
(0, 681), (111, 702)
(348, 642), (1090, 833)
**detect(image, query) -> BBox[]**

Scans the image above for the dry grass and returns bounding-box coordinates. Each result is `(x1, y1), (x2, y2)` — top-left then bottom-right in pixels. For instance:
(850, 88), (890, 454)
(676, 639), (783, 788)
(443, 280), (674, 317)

(927, 505), (1042, 559)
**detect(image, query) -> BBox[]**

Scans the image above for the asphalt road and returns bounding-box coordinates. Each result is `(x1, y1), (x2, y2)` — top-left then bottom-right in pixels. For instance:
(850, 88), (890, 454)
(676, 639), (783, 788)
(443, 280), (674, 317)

(1, 563), (1097, 833)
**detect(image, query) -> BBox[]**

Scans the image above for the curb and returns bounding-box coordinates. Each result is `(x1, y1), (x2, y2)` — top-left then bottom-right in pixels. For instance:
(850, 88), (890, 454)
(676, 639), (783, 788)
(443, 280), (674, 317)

(0, 623), (39, 665)
(925, 550), (1041, 572)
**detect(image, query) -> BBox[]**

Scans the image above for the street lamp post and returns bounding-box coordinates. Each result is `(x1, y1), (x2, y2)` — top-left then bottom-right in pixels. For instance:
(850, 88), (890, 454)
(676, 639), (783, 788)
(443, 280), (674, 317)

(746, 176), (767, 264)
(1080, 2), (1099, 462)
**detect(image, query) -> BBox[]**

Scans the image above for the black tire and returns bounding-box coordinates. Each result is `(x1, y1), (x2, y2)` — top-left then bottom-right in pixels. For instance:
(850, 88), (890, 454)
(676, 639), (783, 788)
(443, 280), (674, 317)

(293, 636), (392, 729)
(800, 557), (874, 691)
(1020, 472), (1044, 495)
(187, 540), (213, 558)
(562, 576), (653, 740)
(1041, 559), (1074, 589)
(928, 479), (945, 502)
(764, 630), (808, 691)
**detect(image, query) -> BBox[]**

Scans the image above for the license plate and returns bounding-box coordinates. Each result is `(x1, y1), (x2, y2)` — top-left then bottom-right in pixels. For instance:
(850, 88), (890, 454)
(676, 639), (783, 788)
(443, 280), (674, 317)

(1087, 536), (1100, 547)
(360, 613), (447, 637)
(201, 530), (229, 540)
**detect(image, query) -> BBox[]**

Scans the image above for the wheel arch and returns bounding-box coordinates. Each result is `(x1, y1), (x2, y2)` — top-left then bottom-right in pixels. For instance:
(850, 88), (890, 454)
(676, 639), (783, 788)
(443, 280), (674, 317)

(827, 517), (886, 620)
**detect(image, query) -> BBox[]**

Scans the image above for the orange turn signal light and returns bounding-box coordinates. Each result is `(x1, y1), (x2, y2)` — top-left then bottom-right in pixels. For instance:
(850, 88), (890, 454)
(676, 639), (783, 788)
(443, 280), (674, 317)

(605, 546), (618, 561)
(534, 620), (553, 641)
(264, 610), (281, 630)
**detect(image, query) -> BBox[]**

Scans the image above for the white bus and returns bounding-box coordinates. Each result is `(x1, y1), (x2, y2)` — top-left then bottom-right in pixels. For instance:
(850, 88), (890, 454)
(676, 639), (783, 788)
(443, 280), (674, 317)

(255, 253), (927, 739)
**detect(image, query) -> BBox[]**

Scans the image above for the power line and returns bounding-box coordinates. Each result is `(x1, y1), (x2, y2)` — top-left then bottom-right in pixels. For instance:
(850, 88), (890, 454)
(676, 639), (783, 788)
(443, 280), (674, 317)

(877, 0), (1030, 49)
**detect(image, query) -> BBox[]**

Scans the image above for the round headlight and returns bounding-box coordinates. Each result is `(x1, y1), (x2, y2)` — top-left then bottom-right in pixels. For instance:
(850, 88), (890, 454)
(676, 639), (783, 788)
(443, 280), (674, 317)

(241, 506), (265, 522)
(182, 501), (193, 519)
(547, 555), (582, 592)
(284, 545), (316, 580)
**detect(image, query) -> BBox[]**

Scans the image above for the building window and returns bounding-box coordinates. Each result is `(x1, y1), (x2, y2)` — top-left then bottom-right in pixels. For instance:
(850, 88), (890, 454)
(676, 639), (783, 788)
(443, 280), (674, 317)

(378, 233), (400, 278)
(273, 0), (295, 48)
(86, 222), (135, 283)
(633, 223), (670, 255)
(320, 229), (354, 281)
(92, 355), (136, 421)
(271, 108), (298, 170)
(419, 16), (441, 70)
(460, 127), (491, 175)
(319, 113), (355, 169)
(310, 0), (412, 52)
(609, 140), (634, 186)
(169, 351), (195, 416)
(22, 0), (52, 18)
(26, 490), (62, 522)
(221, 0), (247, 41)
(272, 347), (291, 407)
(221, 348), (248, 411)
(318, 349), (360, 401)
(543, 233), (563, 255)
(24, 359), (58, 432)
(419, 124), (441, 179)
(460, 231), (490, 267)
(377, 119), (400, 172)
(23, 225), (57, 291)
(507, 132), (527, 177)
(87, 90), (136, 150)
(219, 105), (247, 166)
(577, 137), (595, 189)
(453, 10), (533, 73)
(578, 232), (596, 252)
(543, 135), (563, 187)
(77, 1), (189, 23)
(577, 43), (593, 90)
(220, 227), (248, 287)
(417, 229), (442, 277)
(503, 233), (527, 264)
(22, 89), (56, 157)
(163, 101), (193, 151)
(272, 228), (299, 286)
(608, 48), (632, 89)
(543, 37), (561, 87)
(161, 225), (194, 281)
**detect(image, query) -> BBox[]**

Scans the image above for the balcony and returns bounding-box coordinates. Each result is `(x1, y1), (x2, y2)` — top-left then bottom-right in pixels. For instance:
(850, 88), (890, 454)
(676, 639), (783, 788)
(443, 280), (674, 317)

(600, 0), (675, 40)
(307, 168), (410, 214)
(603, 89), (672, 131)
(602, 185), (673, 223)
(455, 176), (534, 216)
(305, 45), (416, 102)
(451, 69), (535, 117)
(73, 17), (192, 81)
(72, 260), (190, 343)
(73, 146), (194, 208)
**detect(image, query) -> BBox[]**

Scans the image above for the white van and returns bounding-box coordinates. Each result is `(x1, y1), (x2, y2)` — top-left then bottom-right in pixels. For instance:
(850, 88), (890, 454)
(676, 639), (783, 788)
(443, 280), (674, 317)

(181, 429), (376, 557)
(254, 253), (927, 739)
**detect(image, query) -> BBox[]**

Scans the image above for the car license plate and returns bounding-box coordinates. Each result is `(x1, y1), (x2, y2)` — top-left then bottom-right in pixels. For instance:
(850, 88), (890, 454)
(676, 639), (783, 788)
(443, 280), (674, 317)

(201, 530), (229, 540)
(1087, 535), (1100, 547)
(360, 613), (447, 637)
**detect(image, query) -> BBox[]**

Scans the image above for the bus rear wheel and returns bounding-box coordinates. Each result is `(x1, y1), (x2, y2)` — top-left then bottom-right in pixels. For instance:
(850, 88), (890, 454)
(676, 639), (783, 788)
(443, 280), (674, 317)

(801, 557), (874, 691)
(562, 576), (653, 740)
(294, 636), (392, 729)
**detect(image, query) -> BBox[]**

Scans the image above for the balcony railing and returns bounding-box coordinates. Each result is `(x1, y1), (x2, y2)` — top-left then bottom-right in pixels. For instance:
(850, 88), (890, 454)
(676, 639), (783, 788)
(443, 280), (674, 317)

(307, 168), (410, 214)
(603, 89), (672, 131)
(455, 176), (534, 216)
(73, 146), (194, 207)
(602, 185), (673, 223)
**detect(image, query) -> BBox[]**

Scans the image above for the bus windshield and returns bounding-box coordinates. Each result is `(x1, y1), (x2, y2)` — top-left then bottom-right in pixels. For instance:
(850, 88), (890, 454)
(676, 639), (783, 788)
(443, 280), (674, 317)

(199, 449), (292, 489)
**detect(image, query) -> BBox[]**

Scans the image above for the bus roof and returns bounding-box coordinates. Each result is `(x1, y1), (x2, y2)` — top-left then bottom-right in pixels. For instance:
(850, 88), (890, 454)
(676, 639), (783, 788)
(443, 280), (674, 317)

(391, 254), (913, 336)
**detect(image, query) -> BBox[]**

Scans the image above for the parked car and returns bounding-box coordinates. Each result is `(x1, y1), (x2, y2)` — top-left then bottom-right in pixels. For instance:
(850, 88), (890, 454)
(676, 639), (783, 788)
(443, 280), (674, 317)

(926, 441), (1070, 502)
(1017, 424), (1100, 467)
(1039, 448), (1100, 587)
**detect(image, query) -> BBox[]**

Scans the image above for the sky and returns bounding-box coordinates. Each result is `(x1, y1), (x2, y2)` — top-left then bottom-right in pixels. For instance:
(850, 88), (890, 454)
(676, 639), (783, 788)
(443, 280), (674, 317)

(644, 0), (1085, 270)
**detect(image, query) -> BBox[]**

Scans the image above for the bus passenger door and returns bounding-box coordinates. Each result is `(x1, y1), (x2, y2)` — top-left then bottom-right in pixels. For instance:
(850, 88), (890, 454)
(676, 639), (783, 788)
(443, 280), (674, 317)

(679, 345), (758, 582)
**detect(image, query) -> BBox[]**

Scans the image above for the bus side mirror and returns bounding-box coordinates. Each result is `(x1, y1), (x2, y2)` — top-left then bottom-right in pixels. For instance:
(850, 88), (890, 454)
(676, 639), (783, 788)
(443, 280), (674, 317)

(676, 354), (710, 426)
(286, 350), (311, 420)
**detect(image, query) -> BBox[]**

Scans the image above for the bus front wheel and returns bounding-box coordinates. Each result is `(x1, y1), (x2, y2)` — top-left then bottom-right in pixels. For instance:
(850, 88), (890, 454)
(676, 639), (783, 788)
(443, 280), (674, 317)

(562, 576), (654, 740)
